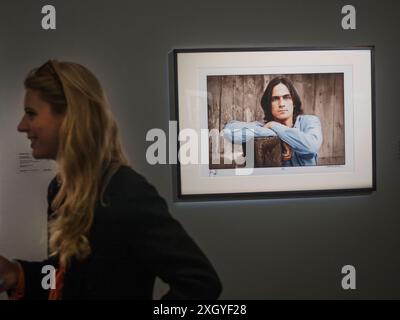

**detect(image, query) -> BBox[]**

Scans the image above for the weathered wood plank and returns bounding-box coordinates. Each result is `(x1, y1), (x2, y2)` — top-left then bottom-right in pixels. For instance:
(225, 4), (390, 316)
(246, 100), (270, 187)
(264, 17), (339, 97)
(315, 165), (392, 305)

(314, 74), (334, 161)
(254, 75), (266, 122)
(243, 75), (258, 122)
(332, 73), (345, 165)
(233, 75), (244, 121)
(207, 76), (221, 130)
(220, 76), (234, 128)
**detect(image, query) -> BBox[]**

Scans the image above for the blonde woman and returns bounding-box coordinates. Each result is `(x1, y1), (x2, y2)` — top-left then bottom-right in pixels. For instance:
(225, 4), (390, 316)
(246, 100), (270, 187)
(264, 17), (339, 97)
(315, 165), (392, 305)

(0, 60), (221, 299)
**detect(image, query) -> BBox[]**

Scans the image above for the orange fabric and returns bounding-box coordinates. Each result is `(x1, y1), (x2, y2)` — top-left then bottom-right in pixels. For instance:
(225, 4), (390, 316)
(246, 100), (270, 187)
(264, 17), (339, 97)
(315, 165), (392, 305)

(9, 262), (25, 300)
(48, 266), (65, 300)
(9, 263), (66, 300)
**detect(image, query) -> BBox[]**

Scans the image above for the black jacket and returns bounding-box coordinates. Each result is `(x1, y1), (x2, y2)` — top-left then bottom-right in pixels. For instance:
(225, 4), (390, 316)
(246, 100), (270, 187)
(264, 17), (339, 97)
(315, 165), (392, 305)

(17, 166), (222, 299)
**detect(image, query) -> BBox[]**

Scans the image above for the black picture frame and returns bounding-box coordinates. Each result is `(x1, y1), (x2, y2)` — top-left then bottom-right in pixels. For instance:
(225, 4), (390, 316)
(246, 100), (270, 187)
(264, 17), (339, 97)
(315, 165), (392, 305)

(170, 47), (376, 201)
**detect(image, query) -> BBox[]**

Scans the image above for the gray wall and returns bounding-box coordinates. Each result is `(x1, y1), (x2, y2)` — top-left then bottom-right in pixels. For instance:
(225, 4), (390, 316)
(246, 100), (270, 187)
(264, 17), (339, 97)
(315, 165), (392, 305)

(0, 0), (399, 299)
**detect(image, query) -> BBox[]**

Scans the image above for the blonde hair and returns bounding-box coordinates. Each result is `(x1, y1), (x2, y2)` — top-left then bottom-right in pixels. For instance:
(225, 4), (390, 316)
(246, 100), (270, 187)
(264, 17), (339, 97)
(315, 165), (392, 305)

(24, 60), (129, 266)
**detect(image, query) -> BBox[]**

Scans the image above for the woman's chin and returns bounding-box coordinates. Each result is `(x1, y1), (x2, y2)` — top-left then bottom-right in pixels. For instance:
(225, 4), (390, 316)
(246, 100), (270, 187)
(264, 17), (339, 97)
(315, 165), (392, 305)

(32, 150), (45, 159)
(31, 153), (41, 159)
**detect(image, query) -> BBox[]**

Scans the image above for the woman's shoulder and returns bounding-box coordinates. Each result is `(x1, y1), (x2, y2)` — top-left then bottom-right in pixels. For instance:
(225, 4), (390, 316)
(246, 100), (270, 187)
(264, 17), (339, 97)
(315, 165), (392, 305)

(104, 165), (168, 211)
(105, 165), (158, 198)
(99, 165), (169, 220)
(109, 165), (147, 185)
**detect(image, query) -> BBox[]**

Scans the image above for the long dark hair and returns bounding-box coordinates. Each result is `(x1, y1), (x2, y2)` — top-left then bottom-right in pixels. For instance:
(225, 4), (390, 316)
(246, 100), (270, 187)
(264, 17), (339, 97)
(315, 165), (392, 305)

(260, 77), (303, 124)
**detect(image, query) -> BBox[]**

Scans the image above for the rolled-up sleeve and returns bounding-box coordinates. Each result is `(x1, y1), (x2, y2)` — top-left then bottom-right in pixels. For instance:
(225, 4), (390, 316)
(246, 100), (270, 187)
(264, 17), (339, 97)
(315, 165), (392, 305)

(223, 120), (276, 144)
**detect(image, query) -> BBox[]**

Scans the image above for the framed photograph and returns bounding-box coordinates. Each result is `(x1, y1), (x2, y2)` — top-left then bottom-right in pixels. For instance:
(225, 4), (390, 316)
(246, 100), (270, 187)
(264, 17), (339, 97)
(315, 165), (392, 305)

(172, 47), (375, 200)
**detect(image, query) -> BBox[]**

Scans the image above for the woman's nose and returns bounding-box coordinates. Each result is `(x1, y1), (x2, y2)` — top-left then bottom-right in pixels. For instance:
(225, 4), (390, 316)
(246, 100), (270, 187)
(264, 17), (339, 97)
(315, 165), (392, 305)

(17, 116), (28, 132)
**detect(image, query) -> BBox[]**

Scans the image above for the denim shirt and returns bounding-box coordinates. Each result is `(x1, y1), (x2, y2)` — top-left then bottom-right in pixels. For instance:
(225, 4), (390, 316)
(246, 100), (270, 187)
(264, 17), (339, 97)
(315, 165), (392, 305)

(223, 115), (323, 166)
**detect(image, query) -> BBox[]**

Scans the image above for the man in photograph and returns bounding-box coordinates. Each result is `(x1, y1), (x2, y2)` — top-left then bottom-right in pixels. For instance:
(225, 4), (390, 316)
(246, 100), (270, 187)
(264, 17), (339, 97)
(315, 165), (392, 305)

(223, 76), (323, 166)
